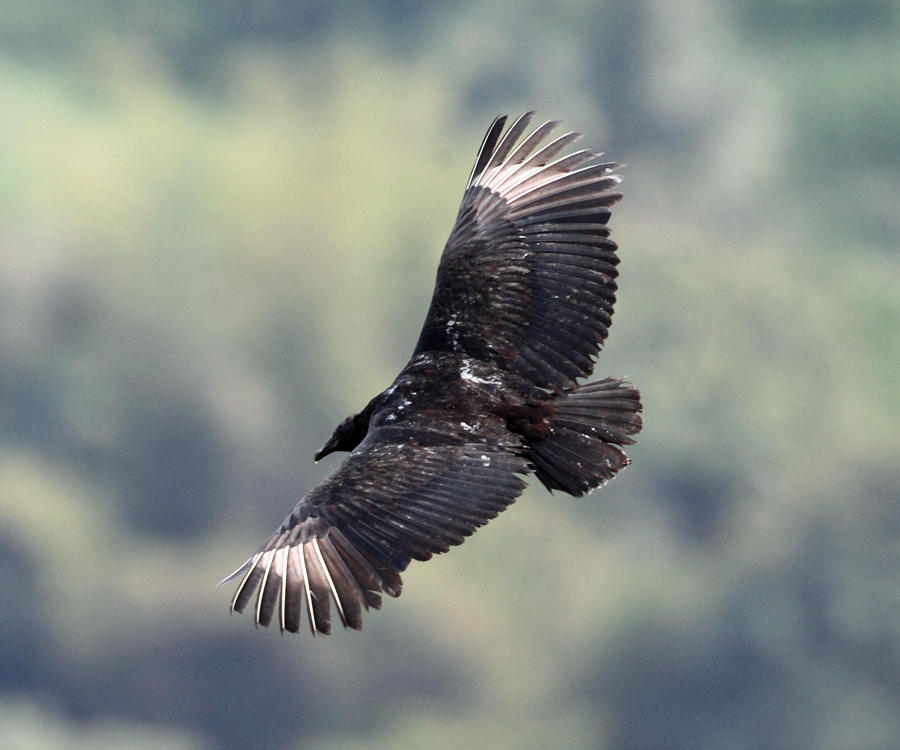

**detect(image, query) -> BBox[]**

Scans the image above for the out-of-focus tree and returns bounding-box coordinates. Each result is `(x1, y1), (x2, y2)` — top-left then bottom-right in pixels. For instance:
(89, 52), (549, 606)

(1, 1), (898, 749)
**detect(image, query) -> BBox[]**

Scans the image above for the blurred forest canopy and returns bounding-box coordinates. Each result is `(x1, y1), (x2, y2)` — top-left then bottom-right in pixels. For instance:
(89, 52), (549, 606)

(1, 1), (899, 749)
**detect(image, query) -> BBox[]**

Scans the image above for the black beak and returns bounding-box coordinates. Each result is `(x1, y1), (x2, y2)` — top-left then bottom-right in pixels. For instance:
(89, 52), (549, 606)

(314, 436), (339, 462)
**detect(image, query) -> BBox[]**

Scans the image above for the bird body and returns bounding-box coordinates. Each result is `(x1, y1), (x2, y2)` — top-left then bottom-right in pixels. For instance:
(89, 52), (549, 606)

(221, 112), (643, 635)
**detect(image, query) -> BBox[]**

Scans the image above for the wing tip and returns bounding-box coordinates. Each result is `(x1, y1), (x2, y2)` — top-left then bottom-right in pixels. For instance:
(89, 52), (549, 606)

(216, 558), (253, 589)
(220, 524), (409, 636)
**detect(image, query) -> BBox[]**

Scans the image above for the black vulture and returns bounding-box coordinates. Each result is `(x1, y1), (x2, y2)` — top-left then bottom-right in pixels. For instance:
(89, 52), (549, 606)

(219, 112), (643, 635)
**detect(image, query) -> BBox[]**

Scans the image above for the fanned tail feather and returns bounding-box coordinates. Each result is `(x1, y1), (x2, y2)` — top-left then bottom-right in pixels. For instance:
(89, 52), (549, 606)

(530, 378), (643, 496)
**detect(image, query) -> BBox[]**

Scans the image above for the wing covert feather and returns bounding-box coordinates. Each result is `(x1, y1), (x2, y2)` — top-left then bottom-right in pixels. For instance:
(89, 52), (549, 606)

(220, 415), (529, 634)
(414, 113), (623, 391)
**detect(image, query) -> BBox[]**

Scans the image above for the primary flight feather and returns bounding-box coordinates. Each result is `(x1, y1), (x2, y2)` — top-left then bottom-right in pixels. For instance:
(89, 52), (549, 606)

(220, 112), (643, 635)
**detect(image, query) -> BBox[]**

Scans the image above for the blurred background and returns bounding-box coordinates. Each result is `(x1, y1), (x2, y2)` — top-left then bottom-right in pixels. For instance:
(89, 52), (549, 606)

(1, 1), (898, 748)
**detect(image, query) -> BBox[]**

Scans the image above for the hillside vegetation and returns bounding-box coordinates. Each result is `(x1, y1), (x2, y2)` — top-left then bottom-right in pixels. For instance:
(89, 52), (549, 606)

(1, 2), (898, 748)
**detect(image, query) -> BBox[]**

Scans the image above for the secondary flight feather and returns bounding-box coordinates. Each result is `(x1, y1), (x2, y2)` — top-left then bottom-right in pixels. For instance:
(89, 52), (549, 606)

(220, 112), (643, 635)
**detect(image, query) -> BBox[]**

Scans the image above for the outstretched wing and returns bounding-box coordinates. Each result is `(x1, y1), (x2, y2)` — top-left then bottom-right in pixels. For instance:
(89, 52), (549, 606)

(414, 112), (623, 392)
(219, 415), (530, 635)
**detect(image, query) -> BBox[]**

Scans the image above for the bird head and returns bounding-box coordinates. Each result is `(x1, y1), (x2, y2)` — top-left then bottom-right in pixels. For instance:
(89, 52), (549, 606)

(314, 414), (359, 461)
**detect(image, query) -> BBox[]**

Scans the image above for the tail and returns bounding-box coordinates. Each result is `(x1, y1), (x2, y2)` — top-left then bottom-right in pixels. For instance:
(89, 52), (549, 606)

(529, 378), (642, 497)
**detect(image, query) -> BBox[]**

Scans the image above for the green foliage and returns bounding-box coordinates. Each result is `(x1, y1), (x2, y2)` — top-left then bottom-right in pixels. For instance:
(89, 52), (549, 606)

(1, 2), (899, 749)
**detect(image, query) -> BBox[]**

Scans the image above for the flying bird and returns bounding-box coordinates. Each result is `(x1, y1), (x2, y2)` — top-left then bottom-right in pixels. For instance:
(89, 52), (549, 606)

(220, 112), (643, 635)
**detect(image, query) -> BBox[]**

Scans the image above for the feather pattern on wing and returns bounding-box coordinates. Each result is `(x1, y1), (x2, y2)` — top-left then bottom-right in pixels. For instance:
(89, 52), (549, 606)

(220, 404), (530, 635)
(414, 112), (623, 391)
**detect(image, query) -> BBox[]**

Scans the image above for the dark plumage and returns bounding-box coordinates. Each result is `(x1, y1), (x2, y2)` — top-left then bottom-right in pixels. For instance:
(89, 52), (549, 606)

(219, 112), (643, 635)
